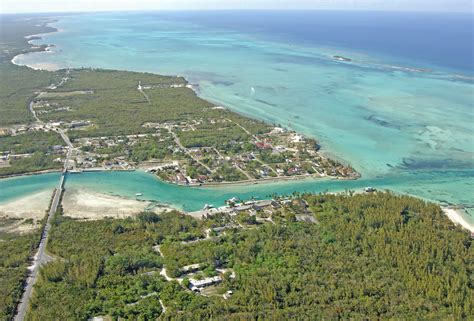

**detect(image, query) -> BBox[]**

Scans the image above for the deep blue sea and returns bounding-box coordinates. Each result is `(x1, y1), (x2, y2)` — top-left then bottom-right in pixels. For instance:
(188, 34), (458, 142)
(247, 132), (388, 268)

(135, 10), (474, 72)
(8, 10), (474, 224)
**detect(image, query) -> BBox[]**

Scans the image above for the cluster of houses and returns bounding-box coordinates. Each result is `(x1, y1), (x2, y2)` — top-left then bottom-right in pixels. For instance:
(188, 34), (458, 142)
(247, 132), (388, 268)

(102, 157), (133, 170)
(159, 258), (235, 295)
(0, 141), (68, 168)
(0, 118), (92, 140)
(140, 120), (358, 184)
(75, 156), (98, 168)
(33, 100), (71, 115)
(193, 197), (310, 219)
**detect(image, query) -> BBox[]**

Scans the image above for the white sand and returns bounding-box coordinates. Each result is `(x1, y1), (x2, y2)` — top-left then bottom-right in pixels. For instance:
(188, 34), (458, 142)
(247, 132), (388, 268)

(11, 55), (60, 71)
(0, 190), (52, 233)
(62, 188), (171, 220)
(442, 208), (474, 233)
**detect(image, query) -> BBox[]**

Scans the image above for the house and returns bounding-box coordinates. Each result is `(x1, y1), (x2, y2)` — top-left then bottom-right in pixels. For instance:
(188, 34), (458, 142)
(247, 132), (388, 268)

(269, 127), (285, 134)
(176, 173), (188, 185)
(181, 263), (202, 274)
(0, 128), (12, 136)
(70, 120), (90, 129)
(252, 200), (273, 211)
(255, 141), (271, 150)
(189, 276), (223, 291)
(287, 167), (299, 175)
(290, 134), (305, 143)
(197, 175), (208, 183)
(233, 204), (253, 212)
(52, 145), (64, 153)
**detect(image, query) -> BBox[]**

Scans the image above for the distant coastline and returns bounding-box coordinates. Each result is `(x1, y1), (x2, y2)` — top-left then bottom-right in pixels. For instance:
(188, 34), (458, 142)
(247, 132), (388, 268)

(10, 19), (61, 71)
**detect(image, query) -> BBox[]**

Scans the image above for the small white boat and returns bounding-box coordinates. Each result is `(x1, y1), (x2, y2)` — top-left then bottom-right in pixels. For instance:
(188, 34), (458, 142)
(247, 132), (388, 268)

(135, 193), (143, 197)
(203, 204), (214, 210)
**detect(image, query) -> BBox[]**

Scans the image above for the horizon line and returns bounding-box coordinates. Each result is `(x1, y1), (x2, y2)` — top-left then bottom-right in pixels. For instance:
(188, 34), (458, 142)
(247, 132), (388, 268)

(1, 8), (472, 15)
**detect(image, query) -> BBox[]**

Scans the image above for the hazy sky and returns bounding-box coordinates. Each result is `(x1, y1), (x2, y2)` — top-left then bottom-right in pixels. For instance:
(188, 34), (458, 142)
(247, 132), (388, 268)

(0, 0), (472, 13)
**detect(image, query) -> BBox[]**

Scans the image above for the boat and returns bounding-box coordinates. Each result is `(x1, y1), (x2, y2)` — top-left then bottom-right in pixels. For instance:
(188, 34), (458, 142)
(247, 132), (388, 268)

(225, 197), (240, 205)
(203, 204), (214, 210)
(135, 193), (143, 197)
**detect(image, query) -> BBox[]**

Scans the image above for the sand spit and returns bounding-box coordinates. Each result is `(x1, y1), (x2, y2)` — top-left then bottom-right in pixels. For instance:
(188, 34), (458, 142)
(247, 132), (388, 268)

(62, 188), (172, 220)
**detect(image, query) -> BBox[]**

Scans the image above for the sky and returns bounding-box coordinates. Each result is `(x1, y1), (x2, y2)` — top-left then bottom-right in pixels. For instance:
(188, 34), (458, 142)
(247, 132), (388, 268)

(0, 0), (472, 14)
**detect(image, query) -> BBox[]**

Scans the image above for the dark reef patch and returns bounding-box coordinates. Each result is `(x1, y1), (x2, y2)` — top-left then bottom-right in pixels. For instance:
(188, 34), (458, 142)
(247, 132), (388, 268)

(366, 115), (401, 130)
(254, 99), (277, 107)
(212, 80), (234, 86)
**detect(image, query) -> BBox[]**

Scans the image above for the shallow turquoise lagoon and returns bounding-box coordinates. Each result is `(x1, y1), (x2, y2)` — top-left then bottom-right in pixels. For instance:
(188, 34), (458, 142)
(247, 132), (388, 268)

(1, 170), (472, 226)
(9, 12), (474, 222)
(0, 173), (60, 203)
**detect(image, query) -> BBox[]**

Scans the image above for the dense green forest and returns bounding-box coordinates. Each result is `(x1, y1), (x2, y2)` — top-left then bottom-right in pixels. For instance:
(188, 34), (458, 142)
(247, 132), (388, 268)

(35, 68), (269, 140)
(24, 192), (473, 320)
(0, 230), (42, 321)
(0, 64), (59, 126)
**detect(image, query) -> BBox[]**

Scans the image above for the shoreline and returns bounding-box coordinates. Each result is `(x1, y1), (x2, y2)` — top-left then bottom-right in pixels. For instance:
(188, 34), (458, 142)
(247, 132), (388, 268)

(10, 19), (61, 71)
(187, 173), (353, 188)
(0, 190), (52, 234)
(2, 174), (472, 233)
(8, 18), (361, 187)
(0, 168), (62, 180)
(5, 15), (473, 235)
(62, 187), (174, 220)
(442, 207), (474, 234)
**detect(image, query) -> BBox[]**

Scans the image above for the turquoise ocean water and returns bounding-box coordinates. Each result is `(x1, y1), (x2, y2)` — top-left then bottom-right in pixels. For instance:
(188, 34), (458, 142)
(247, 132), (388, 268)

(6, 11), (474, 221)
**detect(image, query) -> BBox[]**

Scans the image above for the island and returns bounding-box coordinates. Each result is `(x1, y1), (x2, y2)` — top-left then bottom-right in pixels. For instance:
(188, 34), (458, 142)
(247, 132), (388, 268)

(333, 55), (352, 62)
(0, 14), (472, 321)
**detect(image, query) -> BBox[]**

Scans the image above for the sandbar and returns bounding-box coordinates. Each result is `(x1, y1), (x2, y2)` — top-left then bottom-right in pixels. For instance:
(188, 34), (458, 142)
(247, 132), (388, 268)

(0, 190), (52, 233)
(62, 188), (172, 220)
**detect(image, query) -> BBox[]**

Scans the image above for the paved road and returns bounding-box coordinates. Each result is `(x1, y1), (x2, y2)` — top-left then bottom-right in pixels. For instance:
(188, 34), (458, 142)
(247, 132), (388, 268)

(28, 101), (41, 123)
(13, 170), (66, 321)
(14, 145), (71, 321)
(14, 72), (73, 321)
(166, 127), (214, 173)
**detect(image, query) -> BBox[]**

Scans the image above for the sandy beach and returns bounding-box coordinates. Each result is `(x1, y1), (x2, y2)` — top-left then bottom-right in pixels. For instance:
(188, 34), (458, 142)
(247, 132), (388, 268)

(0, 190), (52, 233)
(442, 208), (474, 233)
(10, 20), (62, 72)
(62, 188), (173, 220)
(11, 54), (60, 71)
